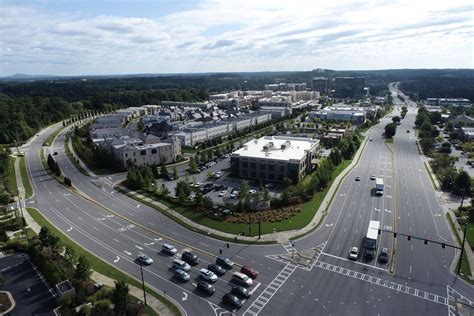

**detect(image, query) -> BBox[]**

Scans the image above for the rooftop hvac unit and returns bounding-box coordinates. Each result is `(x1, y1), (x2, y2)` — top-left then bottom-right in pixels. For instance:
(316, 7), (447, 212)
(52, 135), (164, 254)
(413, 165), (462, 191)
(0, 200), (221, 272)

(281, 141), (291, 150)
(263, 142), (274, 151)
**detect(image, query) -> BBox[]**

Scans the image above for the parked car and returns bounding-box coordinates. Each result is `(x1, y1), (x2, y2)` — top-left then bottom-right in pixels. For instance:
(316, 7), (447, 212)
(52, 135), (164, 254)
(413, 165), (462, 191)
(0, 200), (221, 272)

(216, 256), (234, 269)
(378, 247), (389, 264)
(240, 266), (258, 279)
(200, 268), (218, 283)
(196, 280), (215, 295)
(218, 190), (228, 197)
(355, 176), (361, 181)
(232, 272), (253, 286)
(136, 254), (153, 265)
(348, 247), (359, 261)
(208, 264), (226, 276)
(222, 293), (243, 308)
(249, 189), (257, 195)
(182, 251), (199, 265)
(370, 175), (376, 180)
(174, 269), (190, 282)
(231, 286), (251, 298)
(162, 244), (177, 255)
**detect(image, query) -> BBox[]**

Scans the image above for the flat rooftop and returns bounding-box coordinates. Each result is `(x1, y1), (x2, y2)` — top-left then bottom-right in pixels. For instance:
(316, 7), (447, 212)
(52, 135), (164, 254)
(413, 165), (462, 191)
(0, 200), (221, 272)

(233, 136), (318, 161)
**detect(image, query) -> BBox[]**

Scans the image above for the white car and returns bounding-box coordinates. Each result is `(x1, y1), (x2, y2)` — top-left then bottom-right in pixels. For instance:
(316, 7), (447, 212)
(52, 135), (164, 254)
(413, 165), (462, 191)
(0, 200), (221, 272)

(348, 247), (359, 261)
(200, 268), (218, 283)
(162, 244), (177, 255)
(249, 189), (257, 195)
(137, 254), (153, 265)
(218, 190), (227, 197)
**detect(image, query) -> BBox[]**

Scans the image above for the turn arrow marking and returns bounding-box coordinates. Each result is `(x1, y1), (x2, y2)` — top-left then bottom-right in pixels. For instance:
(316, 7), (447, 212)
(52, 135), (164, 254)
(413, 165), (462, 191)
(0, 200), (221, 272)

(182, 292), (188, 301)
(113, 256), (120, 263)
(66, 227), (73, 232)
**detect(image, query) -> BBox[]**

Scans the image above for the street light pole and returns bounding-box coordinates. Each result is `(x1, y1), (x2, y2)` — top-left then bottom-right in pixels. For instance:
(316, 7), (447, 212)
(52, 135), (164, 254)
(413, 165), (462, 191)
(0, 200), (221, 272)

(139, 263), (147, 306)
(258, 212), (261, 239)
(457, 223), (468, 275)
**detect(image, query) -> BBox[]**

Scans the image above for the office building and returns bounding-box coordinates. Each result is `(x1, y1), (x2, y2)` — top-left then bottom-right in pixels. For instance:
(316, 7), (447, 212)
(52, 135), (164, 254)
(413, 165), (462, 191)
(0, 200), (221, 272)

(312, 77), (330, 94)
(230, 136), (320, 183)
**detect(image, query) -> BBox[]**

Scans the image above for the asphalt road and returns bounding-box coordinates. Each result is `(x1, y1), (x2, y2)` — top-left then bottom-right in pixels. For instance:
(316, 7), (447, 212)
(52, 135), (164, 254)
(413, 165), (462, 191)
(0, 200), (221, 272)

(19, 84), (474, 315)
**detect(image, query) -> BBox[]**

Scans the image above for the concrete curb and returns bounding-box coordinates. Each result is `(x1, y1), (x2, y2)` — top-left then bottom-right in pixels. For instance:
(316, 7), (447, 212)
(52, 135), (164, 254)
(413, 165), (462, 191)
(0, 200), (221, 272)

(0, 291), (16, 314)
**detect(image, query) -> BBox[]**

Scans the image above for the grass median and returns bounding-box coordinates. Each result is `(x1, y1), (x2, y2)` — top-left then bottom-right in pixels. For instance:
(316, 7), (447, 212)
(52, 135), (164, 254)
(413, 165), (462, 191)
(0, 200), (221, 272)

(446, 213), (473, 283)
(27, 207), (182, 316)
(19, 156), (33, 198)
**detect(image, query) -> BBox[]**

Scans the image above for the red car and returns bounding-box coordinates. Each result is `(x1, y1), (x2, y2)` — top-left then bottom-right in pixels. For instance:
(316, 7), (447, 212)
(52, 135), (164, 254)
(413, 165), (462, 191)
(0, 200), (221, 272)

(241, 266), (258, 279)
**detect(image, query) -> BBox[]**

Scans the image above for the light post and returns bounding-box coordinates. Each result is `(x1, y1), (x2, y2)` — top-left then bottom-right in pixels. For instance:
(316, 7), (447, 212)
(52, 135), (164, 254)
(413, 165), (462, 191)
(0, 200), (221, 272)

(456, 223), (468, 275)
(139, 263), (147, 306)
(258, 212), (261, 240)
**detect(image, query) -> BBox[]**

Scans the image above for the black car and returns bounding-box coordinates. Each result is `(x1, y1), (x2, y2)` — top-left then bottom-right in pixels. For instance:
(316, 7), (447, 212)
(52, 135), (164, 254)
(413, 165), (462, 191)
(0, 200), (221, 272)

(231, 286), (251, 299)
(196, 280), (215, 295)
(216, 256), (234, 269)
(222, 293), (243, 308)
(378, 247), (389, 264)
(182, 251), (199, 265)
(208, 264), (226, 276)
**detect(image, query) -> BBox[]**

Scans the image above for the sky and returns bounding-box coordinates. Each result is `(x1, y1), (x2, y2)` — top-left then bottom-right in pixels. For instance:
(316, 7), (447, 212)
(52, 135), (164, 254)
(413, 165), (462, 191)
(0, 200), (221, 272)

(0, 0), (473, 76)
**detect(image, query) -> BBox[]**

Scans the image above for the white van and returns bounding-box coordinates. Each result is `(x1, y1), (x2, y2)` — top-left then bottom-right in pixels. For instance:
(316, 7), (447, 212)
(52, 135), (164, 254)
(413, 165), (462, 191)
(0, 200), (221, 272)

(173, 259), (191, 272)
(232, 271), (253, 287)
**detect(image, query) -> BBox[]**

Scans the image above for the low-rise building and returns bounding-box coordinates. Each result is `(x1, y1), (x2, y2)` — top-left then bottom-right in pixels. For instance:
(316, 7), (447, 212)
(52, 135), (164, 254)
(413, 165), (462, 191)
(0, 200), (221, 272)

(230, 136), (320, 184)
(91, 114), (126, 130)
(450, 114), (474, 127)
(309, 106), (366, 125)
(90, 127), (127, 139)
(458, 127), (474, 142)
(111, 136), (181, 168)
(425, 98), (471, 107)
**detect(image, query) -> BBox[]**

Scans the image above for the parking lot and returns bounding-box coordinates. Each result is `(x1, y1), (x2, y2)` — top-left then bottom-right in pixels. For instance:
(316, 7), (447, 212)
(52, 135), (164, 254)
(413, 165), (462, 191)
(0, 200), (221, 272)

(156, 156), (281, 205)
(0, 253), (58, 315)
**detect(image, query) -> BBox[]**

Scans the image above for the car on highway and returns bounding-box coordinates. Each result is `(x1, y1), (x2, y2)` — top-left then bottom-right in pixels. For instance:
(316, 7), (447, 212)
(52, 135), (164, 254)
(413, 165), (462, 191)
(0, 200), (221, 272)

(378, 247), (389, 264)
(407, 130), (410, 133)
(348, 247), (359, 261)
(218, 190), (228, 197)
(182, 251), (199, 265)
(162, 244), (177, 255)
(241, 266), (258, 279)
(174, 269), (190, 282)
(208, 264), (226, 276)
(172, 259), (191, 272)
(196, 280), (215, 295)
(370, 175), (376, 180)
(200, 268), (218, 283)
(222, 293), (243, 308)
(136, 254), (153, 265)
(369, 138), (373, 141)
(355, 176), (361, 181)
(216, 256), (234, 269)
(231, 285), (251, 298)
(232, 272), (253, 286)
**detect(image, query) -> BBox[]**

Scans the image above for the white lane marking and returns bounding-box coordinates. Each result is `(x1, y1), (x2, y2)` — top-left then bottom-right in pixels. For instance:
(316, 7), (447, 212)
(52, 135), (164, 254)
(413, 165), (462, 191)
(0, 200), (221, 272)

(137, 204), (141, 208)
(114, 256), (120, 263)
(124, 251), (132, 256)
(325, 223), (334, 227)
(66, 227), (73, 232)
(182, 292), (188, 301)
(135, 245), (143, 250)
(144, 242), (155, 246)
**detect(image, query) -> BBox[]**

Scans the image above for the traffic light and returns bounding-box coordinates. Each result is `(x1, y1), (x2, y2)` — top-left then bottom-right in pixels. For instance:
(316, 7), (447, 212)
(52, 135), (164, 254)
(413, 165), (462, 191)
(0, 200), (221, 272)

(378, 229), (381, 235)
(219, 249), (222, 254)
(424, 240), (428, 245)
(226, 243), (230, 248)
(393, 232), (397, 238)
(407, 235), (411, 241)
(442, 243), (445, 249)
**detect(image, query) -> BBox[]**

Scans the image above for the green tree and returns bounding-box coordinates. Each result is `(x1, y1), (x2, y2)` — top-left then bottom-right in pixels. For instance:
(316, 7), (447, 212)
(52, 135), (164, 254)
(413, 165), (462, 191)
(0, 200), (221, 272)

(172, 167), (178, 179)
(392, 116), (401, 124)
(384, 123), (397, 138)
(112, 280), (129, 316)
(189, 157), (199, 173)
(91, 300), (113, 316)
(420, 137), (435, 155)
(74, 255), (91, 282)
(453, 170), (471, 197)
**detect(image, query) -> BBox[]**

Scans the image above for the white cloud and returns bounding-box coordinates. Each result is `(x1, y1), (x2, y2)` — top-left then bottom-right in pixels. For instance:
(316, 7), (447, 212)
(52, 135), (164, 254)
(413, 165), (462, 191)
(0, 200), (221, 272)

(0, 0), (472, 75)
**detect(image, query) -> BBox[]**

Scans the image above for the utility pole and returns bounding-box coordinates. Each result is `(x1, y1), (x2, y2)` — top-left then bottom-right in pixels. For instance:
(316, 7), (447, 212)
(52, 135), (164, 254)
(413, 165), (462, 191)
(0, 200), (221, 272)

(258, 212), (261, 239)
(457, 223), (468, 275)
(139, 263), (147, 306)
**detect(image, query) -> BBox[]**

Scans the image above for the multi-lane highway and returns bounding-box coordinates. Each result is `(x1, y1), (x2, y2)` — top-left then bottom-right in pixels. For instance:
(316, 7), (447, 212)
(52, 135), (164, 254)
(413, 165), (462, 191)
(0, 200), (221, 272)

(20, 83), (473, 315)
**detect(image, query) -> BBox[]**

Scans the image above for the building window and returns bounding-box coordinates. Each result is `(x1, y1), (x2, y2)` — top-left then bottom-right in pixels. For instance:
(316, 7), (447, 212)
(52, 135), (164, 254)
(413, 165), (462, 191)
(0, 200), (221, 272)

(260, 172), (265, 178)
(242, 161), (248, 168)
(269, 164), (274, 171)
(125, 154), (128, 158)
(151, 149), (157, 154)
(251, 162), (256, 169)
(251, 171), (256, 177)
(140, 150), (146, 156)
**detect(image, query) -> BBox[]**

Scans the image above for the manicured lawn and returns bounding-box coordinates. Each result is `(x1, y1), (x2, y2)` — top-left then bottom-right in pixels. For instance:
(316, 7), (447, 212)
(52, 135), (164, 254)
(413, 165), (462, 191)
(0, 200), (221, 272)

(130, 159), (352, 238)
(19, 157), (33, 198)
(27, 207), (181, 316)
(384, 138), (394, 144)
(465, 222), (474, 250)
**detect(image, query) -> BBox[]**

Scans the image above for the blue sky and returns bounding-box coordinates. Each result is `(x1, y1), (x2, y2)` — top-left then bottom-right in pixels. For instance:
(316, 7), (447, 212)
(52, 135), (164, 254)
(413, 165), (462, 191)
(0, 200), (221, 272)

(0, 0), (473, 76)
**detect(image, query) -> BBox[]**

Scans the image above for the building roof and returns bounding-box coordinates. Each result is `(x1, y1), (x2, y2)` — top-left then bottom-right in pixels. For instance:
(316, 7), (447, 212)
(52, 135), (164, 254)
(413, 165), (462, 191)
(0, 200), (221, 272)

(233, 136), (318, 161)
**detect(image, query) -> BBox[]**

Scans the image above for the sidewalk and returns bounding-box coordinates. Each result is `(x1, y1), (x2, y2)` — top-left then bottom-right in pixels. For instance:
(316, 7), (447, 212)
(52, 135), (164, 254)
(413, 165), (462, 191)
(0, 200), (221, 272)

(447, 212), (474, 280)
(118, 135), (370, 244)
